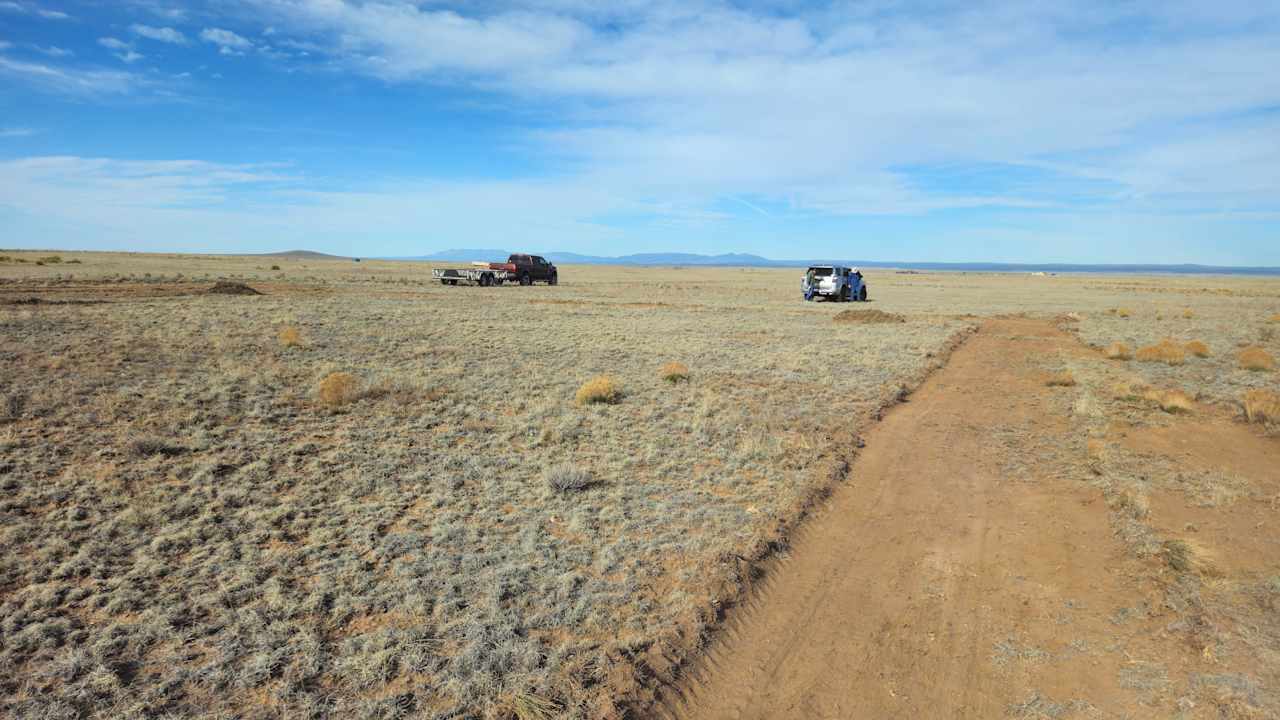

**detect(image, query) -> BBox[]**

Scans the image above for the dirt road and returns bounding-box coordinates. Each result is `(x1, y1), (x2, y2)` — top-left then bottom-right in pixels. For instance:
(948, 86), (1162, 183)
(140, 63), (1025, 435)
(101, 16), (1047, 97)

(666, 317), (1277, 719)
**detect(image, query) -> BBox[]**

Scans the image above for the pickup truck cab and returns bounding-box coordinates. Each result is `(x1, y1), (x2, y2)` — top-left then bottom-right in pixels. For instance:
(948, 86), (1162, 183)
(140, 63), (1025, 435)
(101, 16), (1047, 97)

(489, 254), (558, 285)
(802, 265), (867, 302)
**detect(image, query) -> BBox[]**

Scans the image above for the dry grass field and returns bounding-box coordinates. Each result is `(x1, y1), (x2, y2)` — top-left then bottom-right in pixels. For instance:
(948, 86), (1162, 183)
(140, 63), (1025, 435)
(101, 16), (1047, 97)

(2, 251), (1279, 719)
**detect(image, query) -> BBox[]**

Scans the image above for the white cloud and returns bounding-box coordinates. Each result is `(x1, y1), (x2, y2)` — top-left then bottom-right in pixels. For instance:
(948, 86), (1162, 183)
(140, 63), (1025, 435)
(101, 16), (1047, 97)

(1, 2), (70, 19)
(232, 0), (1280, 218)
(200, 27), (253, 53)
(35, 45), (73, 57)
(117, 50), (145, 64)
(98, 37), (129, 51)
(0, 57), (145, 96)
(130, 24), (187, 44)
(0, 127), (36, 137)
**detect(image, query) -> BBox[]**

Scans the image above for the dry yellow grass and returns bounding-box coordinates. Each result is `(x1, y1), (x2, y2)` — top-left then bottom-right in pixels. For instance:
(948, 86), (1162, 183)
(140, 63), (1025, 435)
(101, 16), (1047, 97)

(1111, 380), (1144, 401)
(1243, 389), (1280, 425)
(1045, 371), (1076, 387)
(1135, 339), (1185, 365)
(1182, 308), (1195, 319)
(318, 371), (359, 407)
(1238, 346), (1276, 371)
(1269, 313), (1280, 323)
(660, 361), (690, 383)
(1116, 308), (1132, 318)
(279, 325), (303, 347)
(1158, 389), (1194, 413)
(1103, 342), (1131, 360)
(575, 375), (622, 405)
(1184, 340), (1211, 358)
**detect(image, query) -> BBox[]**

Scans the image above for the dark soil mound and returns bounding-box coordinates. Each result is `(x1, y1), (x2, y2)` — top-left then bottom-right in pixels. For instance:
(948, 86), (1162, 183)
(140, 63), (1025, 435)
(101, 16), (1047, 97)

(207, 281), (262, 296)
(833, 308), (906, 324)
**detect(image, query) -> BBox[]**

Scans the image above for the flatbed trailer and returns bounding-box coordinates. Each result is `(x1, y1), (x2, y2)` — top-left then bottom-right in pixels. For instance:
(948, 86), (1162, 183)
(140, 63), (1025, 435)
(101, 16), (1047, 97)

(431, 265), (511, 286)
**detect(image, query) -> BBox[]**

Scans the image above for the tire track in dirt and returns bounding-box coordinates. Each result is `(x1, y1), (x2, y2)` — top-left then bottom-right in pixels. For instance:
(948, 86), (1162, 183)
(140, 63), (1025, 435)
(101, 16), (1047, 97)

(664, 317), (1179, 720)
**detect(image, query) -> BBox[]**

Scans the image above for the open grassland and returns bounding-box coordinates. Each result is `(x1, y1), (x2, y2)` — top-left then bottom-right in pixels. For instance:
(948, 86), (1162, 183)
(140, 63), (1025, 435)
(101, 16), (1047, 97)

(1, 252), (968, 719)
(2, 250), (1279, 718)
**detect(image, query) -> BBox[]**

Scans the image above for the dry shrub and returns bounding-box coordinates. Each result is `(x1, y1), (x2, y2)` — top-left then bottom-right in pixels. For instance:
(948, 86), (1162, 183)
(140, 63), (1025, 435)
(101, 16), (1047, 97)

(1045, 371), (1076, 387)
(660, 361), (690, 383)
(833, 308), (905, 324)
(1237, 346), (1275, 371)
(1243, 389), (1280, 425)
(1182, 308), (1195, 319)
(1162, 539), (1216, 576)
(1104, 342), (1132, 360)
(543, 465), (596, 493)
(1141, 387), (1166, 404)
(318, 372), (359, 407)
(575, 375), (621, 405)
(1135, 340), (1185, 365)
(1116, 308), (1132, 318)
(1184, 340), (1211, 358)
(278, 326), (302, 347)
(1158, 389), (1194, 414)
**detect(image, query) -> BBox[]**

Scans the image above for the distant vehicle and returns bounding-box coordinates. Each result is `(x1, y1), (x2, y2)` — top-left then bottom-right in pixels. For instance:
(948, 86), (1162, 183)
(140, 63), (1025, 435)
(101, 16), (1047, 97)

(802, 265), (867, 302)
(432, 253), (558, 287)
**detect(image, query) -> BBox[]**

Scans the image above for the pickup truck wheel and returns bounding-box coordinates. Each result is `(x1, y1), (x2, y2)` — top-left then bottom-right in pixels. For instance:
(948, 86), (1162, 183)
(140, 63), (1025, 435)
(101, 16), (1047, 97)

(548, 273), (558, 286)
(440, 279), (448, 286)
(520, 273), (532, 286)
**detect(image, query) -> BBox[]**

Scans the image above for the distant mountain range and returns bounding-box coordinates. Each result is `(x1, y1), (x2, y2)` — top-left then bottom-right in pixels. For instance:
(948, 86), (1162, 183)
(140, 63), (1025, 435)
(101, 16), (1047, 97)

(385, 249), (1280, 275)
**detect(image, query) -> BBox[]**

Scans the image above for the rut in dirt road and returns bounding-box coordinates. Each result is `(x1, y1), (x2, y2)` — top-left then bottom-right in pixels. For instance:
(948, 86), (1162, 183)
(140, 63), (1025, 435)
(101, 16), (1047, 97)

(666, 318), (1189, 720)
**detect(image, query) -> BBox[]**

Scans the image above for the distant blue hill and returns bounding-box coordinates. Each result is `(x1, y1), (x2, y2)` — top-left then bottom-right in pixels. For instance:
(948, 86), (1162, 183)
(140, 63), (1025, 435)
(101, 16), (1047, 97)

(383, 249), (1280, 276)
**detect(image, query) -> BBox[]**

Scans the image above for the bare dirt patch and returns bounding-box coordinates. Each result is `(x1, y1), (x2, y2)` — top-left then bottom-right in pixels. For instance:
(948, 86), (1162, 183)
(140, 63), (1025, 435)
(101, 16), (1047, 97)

(667, 318), (1279, 720)
(833, 308), (906, 324)
(206, 280), (263, 295)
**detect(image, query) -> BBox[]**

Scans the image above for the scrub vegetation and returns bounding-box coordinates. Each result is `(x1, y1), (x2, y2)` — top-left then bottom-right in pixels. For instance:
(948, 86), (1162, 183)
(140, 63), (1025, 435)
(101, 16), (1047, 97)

(0, 251), (966, 719)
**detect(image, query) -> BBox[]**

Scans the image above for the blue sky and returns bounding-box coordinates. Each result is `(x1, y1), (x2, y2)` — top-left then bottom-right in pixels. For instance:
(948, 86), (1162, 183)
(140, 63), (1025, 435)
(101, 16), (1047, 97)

(1, 0), (1278, 263)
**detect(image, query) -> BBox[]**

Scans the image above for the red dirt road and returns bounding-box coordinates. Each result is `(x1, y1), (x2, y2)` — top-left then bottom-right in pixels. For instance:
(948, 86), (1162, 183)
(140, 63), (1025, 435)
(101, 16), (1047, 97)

(666, 318), (1278, 720)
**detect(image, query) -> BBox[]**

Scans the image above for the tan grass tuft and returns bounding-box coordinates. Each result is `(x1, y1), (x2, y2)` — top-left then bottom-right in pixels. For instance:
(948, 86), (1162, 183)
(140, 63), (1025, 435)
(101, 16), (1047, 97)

(1116, 308), (1132, 318)
(1111, 380), (1144, 401)
(1269, 313), (1280, 323)
(1104, 342), (1131, 360)
(318, 372), (359, 407)
(1181, 308), (1194, 319)
(1045, 371), (1076, 387)
(278, 325), (303, 347)
(659, 361), (690, 383)
(1158, 389), (1194, 414)
(1243, 389), (1280, 425)
(1183, 340), (1210, 358)
(1162, 538), (1217, 576)
(1135, 339), (1185, 365)
(575, 375), (622, 405)
(1238, 346), (1275, 371)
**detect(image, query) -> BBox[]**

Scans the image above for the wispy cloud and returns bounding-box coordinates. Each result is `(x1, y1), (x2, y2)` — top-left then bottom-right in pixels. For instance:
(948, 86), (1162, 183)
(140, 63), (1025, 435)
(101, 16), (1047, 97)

(0, 1), (69, 20)
(130, 24), (186, 44)
(34, 45), (73, 57)
(0, 57), (145, 96)
(231, 0), (1280, 219)
(200, 28), (252, 55)
(0, 127), (37, 138)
